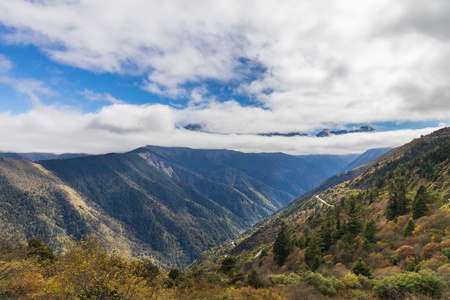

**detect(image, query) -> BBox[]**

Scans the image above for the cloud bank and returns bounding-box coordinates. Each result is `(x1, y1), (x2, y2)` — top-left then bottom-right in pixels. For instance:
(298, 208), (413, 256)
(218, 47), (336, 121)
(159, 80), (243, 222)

(0, 103), (440, 155)
(0, 0), (449, 154)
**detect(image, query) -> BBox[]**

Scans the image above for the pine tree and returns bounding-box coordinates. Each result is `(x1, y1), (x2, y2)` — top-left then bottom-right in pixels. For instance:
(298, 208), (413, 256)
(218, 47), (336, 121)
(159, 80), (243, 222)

(385, 182), (410, 220)
(403, 218), (416, 237)
(412, 185), (428, 219)
(319, 218), (333, 251)
(347, 196), (362, 236)
(304, 234), (323, 270)
(273, 222), (292, 266)
(351, 258), (371, 277)
(363, 219), (377, 244)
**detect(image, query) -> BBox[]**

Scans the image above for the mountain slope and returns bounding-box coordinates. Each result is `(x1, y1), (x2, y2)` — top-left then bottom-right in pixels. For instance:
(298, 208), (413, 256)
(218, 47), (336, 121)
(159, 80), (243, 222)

(140, 146), (352, 199)
(39, 152), (246, 267)
(195, 128), (450, 296)
(340, 148), (391, 173)
(0, 145), (384, 268)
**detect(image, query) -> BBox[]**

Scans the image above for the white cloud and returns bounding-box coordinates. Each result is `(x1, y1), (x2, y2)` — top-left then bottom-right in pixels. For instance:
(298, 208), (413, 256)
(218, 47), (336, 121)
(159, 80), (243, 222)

(0, 54), (12, 73)
(81, 89), (124, 104)
(0, 0), (449, 150)
(0, 103), (440, 155)
(0, 75), (55, 105)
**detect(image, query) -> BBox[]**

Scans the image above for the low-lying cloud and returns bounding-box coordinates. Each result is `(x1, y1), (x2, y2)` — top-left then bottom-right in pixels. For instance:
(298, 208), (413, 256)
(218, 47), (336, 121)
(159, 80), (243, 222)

(0, 103), (440, 155)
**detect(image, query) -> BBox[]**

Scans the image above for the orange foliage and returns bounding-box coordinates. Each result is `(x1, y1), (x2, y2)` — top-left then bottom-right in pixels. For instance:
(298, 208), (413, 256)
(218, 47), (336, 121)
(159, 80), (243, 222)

(423, 242), (443, 258)
(394, 245), (413, 261)
(404, 237), (418, 246)
(9, 269), (44, 297)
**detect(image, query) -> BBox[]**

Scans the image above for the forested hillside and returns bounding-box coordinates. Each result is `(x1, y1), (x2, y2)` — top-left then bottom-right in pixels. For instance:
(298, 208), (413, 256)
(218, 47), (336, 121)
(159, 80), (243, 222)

(0, 130), (449, 299)
(189, 127), (450, 299)
(0, 145), (370, 269)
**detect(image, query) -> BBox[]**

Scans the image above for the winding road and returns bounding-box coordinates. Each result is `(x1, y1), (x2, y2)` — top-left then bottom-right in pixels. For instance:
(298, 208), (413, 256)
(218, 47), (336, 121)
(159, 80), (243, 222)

(316, 195), (334, 207)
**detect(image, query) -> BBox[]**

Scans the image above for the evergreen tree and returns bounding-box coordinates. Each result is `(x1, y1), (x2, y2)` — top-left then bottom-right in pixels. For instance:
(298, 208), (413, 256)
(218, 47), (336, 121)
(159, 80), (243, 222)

(412, 185), (428, 219)
(273, 222), (292, 266)
(218, 257), (237, 276)
(362, 238), (371, 251)
(346, 196), (362, 236)
(385, 182), (410, 220)
(351, 258), (371, 277)
(363, 219), (377, 243)
(403, 218), (416, 237)
(319, 218), (333, 251)
(396, 182), (409, 215)
(304, 234), (323, 270)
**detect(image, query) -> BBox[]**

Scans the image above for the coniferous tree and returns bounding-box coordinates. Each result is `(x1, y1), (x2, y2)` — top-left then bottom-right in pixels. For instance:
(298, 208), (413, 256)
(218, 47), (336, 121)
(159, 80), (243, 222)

(351, 258), (371, 277)
(304, 234), (323, 270)
(396, 182), (409, 216)
(403, 218), (416, 237)
(412, 185), (428, 219)
(346, 196), (362, 236)
(319, 218), (333, 251)
(273, 222), (292, 266)
(363, 219), (377, 244)
(362, 238), (371, 251)
(385, 182), (410, 220)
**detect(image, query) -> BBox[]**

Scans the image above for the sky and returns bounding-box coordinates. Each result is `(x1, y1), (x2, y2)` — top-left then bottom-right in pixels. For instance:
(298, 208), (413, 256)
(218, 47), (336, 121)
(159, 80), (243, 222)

(0, 0), (449, 155)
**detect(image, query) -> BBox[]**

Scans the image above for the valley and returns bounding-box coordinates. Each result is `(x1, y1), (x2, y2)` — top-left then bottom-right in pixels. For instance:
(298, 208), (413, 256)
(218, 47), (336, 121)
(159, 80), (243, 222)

(0, 129), (449, 298)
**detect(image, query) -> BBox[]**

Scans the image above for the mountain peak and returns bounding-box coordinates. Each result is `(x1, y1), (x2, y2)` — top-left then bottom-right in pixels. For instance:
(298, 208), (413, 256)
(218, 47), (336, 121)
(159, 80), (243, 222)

(316, 124), (378, 137)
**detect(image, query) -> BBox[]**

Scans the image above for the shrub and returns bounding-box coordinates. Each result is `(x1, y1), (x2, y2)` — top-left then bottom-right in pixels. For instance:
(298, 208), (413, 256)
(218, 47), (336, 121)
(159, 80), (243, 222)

(269, 274), (287, 285)
(247, 269), (267, 289)
(437, 264), (450, 286)
(286, 273), (301, 284)
(373, 270), (447, 299)
(342, 272), (362, 289)
(300, 271), (345, 296)
(442, 247), (450, 259)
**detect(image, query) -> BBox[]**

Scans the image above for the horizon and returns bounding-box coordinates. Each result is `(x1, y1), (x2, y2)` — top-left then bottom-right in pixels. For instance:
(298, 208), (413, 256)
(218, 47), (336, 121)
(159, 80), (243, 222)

(0, 0), (449, 155)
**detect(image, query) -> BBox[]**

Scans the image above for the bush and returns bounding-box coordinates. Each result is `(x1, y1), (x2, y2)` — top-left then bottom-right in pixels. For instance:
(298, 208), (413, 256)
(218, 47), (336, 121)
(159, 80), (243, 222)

(373, 270), (447, 299)
(247, 269), (267, 289)
(300, 271), (345, 296)
(342, 272), (362, 289)
(269, 273), (301, 285)
(269, 274), (287, 285)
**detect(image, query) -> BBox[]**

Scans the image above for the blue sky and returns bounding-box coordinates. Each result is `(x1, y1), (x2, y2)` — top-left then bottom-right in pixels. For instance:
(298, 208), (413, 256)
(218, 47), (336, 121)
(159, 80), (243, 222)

(0, 0), (448, 155)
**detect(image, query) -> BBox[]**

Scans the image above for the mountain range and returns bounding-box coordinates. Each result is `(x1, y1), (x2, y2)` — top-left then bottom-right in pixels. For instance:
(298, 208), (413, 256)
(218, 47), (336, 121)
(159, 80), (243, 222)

(0, 145), (387, 268)
(183, 123), (379, 137)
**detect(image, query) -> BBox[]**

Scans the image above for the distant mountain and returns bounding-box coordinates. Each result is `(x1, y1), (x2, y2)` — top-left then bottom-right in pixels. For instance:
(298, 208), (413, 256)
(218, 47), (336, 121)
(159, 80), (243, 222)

(182, 123), (379, 138)
(339, 147), (391, 172)
(316, 124), (378, 137)
(0, 152), (91, 162)
(316, 128), (347, 137)
(183, 123), (204, 132)
(258, 132), (308, 137)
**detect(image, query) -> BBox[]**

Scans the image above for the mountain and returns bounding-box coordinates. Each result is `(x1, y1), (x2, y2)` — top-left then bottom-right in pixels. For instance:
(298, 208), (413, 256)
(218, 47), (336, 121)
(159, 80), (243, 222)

(182, 123), (379, 138)
(183, 123), (204, 132)
(194, 127), (450, 298)
(0, 145), (376, 268)
(339, 147), (391, 173)
(316, 124), (378, 137)
(258, 132), (308, 137)
(0, 152), (91, 161)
